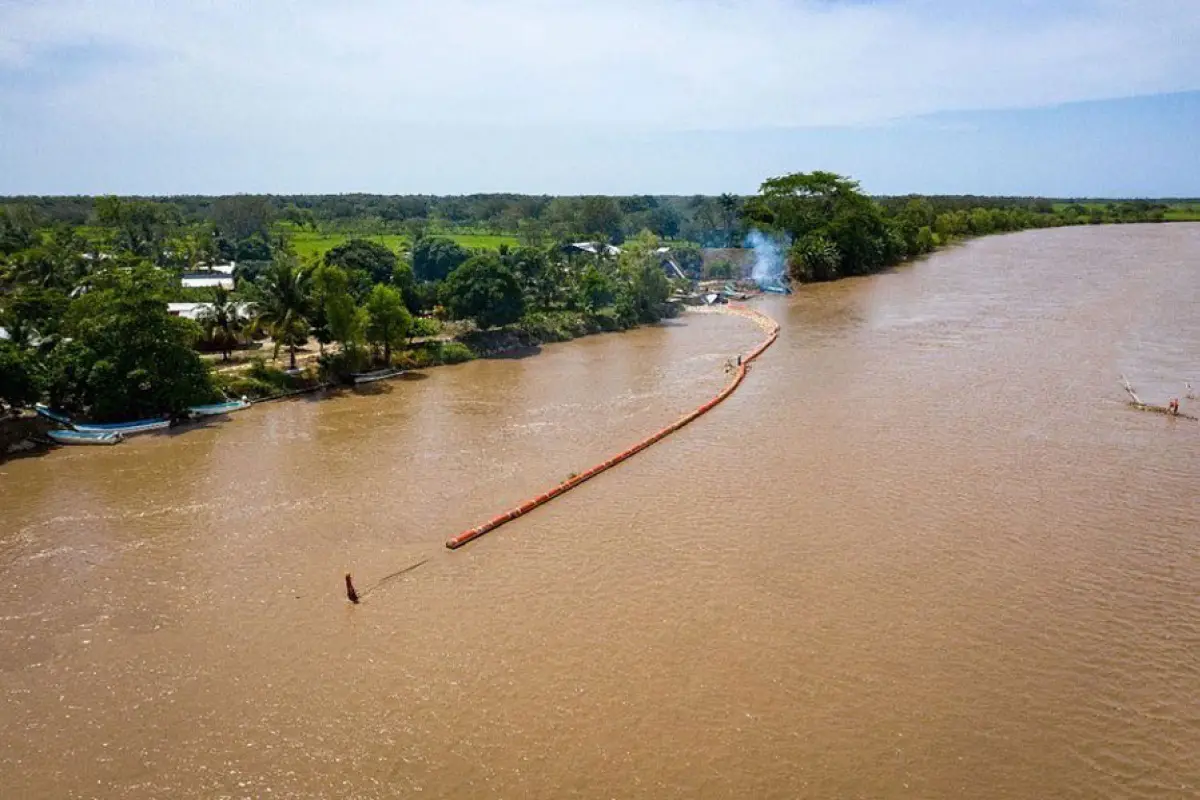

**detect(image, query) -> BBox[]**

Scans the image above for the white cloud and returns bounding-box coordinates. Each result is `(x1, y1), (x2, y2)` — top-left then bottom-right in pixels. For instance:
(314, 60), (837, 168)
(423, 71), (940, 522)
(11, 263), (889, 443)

(1, 0), (1198, 137)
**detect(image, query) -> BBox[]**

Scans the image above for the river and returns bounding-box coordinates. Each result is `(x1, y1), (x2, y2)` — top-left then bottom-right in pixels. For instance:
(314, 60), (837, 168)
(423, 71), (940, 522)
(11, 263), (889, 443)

(2, 224), (1198, 799)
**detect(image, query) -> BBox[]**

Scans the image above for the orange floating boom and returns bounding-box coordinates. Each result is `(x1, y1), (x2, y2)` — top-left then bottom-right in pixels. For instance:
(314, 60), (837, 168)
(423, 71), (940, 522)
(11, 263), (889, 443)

(445, 305), (780, 550)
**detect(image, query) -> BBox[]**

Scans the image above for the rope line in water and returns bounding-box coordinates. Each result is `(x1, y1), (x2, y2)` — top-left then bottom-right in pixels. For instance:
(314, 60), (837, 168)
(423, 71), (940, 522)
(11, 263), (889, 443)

(444, 304), (780, 550)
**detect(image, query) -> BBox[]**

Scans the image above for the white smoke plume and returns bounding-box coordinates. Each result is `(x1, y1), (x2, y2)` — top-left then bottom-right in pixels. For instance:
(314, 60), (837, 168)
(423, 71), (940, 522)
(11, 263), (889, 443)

(744, 230), (789, 289)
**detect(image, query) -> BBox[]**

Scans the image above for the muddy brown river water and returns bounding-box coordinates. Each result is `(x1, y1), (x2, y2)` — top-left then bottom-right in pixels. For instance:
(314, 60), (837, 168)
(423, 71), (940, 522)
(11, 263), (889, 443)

(2, 224), (1198, 799)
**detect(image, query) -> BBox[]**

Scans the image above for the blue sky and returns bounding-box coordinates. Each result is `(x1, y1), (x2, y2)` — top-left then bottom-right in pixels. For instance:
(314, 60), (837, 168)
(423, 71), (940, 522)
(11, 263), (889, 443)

(1, 0), (1198, 197)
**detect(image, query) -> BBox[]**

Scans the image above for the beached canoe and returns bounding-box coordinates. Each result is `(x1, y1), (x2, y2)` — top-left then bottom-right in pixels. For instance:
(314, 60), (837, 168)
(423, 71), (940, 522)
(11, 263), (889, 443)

(36, 403), (169, 435)
(47, 429), (123, 446)
(79, 420), (168, 435)
(189, 399), (252, 417)
(71, 418), (170, 435)
(351, 368), (405, 385)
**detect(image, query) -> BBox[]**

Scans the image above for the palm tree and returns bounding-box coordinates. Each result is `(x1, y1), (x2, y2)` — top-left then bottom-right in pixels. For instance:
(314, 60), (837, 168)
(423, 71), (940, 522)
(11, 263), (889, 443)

(253, 255), (313, 370)
(196, 285), (245, 361)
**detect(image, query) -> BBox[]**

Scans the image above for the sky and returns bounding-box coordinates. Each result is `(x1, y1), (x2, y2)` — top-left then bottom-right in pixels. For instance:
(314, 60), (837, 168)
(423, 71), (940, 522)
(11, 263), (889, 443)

(1, 0), (1198, 197)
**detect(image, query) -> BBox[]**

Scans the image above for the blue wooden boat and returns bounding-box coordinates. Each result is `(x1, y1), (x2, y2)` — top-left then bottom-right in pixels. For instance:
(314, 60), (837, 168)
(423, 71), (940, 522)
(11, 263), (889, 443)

(189, 399), (252, 417)
(71, 417), (170, 435)
(47, 429), (123, 446)
(37, 403), (170, 435)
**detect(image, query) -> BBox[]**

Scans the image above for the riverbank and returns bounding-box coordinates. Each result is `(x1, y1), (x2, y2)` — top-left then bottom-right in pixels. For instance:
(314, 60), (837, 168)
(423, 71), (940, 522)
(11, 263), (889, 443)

(214, 305), (680, 400)
(1, 304), (686, 460)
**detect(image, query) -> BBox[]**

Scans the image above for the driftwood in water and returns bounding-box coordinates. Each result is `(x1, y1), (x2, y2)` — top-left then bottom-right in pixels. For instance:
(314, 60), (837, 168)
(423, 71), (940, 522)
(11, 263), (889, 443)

(1126, 402), (1198, 421)
(1120, 376), (1198, 421)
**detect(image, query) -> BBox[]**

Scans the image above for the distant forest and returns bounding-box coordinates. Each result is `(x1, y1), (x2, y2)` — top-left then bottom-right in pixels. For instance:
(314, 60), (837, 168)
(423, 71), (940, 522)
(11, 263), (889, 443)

(3, 192), (1198, 251)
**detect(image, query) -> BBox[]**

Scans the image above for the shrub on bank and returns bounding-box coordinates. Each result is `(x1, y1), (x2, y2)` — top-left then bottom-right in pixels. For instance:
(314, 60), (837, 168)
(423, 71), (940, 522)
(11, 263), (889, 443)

(405, 340), (476, 368)
(411, 316), (442, 337)
(517, 310), (599, 342)
(438, 342), (474, 364)
(216, 357), (316, 400)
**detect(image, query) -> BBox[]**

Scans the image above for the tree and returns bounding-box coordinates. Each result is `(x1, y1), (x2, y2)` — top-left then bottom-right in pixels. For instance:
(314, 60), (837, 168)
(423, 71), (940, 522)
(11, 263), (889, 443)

(743, 171), (894, 279)
(1, 285), (70, 349)
(411, 237), (470, 283)
(0, 340), (40, 410)
(616, 231), (672, 323)
(314, 264), (362, 343)
(577, 264), (616, 311)
(324, 238), (398, 287)
(789, 235), (841, 282)
(718, 193), (741, 246)
(742, 171), (862, 238)
(235, 233), (272, 262)
(441, 253), (525, 329)
(253, 255), (312, 370)
(196, 285), (245, 361)
(579, 196), (624, 242)
(94, 197), (176, 262)
(0, 205), (40, 256)
(312, 263), (366, 368)
(46, 265), (212, 421)
(391, 260), (420, 313)
(502, 246), (559, 309)
(517, 218), (547, 248)
(364, 285), (412, 364)
(212, 195), (273, 243)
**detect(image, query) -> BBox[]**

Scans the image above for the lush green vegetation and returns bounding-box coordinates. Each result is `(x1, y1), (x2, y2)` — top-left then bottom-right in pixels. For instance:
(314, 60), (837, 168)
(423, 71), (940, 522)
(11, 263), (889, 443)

(742, 173), (1194, 284)
(2, 180), (1196, 421)
(0, 197), (682, 419)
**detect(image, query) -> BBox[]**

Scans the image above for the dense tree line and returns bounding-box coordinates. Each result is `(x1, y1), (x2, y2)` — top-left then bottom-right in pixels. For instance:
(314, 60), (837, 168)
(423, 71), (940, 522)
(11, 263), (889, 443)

(2, 193), (750, 249)
(1, 197), (680, 419)
(2, 178), (1195, 420)
(743, 172), (1185, 284)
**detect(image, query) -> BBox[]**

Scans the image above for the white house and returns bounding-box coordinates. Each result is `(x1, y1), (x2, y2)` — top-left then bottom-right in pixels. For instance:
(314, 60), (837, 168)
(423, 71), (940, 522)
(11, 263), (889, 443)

(567, 241), (622, 257)
(181, 273), (235, 290)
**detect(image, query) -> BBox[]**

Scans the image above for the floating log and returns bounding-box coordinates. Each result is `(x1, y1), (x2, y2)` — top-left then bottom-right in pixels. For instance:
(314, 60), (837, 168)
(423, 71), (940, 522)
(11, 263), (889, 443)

(1127, 401), (1198, 421)
(1119, 376), (1196, 420)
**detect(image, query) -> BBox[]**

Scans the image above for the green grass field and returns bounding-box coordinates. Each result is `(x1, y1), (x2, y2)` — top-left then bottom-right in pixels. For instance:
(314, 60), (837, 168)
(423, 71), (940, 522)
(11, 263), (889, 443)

(283, 227), (518, 260)
(1163, 206), (1200, 221)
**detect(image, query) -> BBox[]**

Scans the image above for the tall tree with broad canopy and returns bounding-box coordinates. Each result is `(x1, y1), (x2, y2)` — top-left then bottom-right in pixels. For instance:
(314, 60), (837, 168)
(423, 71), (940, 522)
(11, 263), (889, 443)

(324, 238), (398, 288)
(411, 237), (470, 283)
(45, 265), (213, 421)
(441, 253), (525, 330)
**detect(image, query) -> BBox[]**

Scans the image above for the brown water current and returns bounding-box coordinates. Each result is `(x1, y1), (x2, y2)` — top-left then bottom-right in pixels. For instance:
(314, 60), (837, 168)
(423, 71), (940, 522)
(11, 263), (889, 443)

(2, 224), (1199, 799)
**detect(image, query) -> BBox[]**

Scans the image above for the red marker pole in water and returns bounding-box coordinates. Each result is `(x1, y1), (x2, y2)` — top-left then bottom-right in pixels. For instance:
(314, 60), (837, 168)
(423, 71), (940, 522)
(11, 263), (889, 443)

(345, 573), (360, 604)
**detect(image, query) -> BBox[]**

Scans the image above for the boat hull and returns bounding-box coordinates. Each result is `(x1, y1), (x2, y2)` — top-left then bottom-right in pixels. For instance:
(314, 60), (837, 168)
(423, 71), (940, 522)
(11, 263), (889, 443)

(189, 400), (252, 417)
(47, 430), (123, 446)
(352, 369), (404, 385)
(71, 419), (170, 435)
